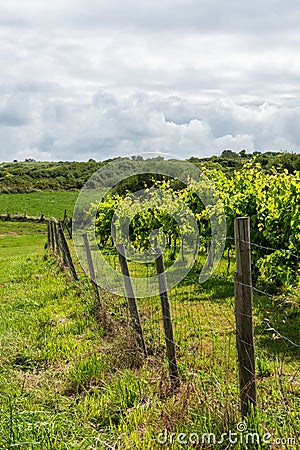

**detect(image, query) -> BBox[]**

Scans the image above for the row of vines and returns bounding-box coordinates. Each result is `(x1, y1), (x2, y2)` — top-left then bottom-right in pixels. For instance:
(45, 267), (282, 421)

(94, 160), (300, 292)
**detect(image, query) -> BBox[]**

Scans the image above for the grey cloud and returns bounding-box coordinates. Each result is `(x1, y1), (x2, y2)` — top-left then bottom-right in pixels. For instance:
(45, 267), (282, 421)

(0, 90), (298, 162)
(14, 81), (61, 94)
(0, 94), (32, 127)
(0, 0), (299, 161)
(0, 7), (299, 104)
(1, 0), (300, 38)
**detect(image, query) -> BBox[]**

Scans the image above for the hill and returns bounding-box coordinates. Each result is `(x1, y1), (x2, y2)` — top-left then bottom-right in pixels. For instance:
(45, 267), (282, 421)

(1, 151), (300, 193)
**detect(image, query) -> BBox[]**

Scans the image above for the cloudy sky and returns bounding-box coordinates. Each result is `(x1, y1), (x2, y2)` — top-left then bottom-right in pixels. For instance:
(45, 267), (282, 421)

(0, 0), (300, 161)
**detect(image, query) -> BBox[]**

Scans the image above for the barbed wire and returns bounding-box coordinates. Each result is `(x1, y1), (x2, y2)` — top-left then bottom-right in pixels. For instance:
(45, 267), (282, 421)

(262, 319), (300, 349)
(236, 279), (300, 351)
(99, 237), (300, 270)
(236, 281), (273, 299)
(226, 236), (300, 260)
(60, 229), (300, 358)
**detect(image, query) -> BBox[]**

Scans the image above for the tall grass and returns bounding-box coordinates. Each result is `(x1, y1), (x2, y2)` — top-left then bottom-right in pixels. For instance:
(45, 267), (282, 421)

(0, 221), (299, 449)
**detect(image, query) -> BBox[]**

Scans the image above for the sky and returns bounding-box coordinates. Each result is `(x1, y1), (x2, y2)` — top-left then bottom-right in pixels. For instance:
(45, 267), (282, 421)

(0, 0), (300, 161)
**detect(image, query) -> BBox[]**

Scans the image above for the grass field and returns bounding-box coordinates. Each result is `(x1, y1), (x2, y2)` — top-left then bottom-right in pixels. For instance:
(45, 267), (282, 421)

(0, 191), (79, 219)
(0, 220), (299, 448)
(0, 221), (46, 260)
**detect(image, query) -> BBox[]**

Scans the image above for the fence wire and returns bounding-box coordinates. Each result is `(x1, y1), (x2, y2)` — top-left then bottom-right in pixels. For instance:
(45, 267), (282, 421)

(48, 222), (300, 442)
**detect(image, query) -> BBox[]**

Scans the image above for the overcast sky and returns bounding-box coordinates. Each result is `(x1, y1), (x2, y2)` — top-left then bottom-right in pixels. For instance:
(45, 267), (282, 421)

(0, 0), (300, 161)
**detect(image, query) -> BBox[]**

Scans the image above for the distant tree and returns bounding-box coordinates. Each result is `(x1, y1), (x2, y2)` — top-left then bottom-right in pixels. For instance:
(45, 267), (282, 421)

(271, 153), (300, 173)
(221, 149), (238, 159)
(188, 157), (202, 163)
(257, 155), (269, 167)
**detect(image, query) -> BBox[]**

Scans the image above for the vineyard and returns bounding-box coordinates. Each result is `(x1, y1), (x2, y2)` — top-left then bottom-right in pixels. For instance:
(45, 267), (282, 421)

(94, 160), (300, 293)
(0, 158), (300, 449)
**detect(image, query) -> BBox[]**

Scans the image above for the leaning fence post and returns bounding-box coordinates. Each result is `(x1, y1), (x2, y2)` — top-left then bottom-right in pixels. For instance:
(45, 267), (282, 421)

(58, 222), (78, 281)
(53, 222), (60, 256)
(234, 217), (256, 417)
(82, 233), (102, 309)
(50, 221), (55, 252)
(155, 249), (179, 385)
(64, 219), (72, 239)
(117, 244), (147, 356)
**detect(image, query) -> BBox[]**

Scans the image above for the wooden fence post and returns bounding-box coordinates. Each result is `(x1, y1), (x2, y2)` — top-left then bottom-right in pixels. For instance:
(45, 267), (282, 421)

(116, 244), (147, 356)
(64, 219), (72, 239)
(53, 222), (60, 256)
(82, 233), (102, 309)
(234, 217), (256, 417)
(58, 222), (78, 281)
(47, 221), (51, 248)
(155, 250), (179, 385)
(50, 221), (55, 252)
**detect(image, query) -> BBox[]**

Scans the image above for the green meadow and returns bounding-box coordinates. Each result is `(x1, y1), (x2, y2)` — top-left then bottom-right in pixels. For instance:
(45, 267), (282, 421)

(0, 191), (79, 219)
(0, 211), (299, 448)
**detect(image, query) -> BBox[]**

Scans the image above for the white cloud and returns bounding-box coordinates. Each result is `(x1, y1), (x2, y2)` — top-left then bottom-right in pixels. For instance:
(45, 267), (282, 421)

(0, 89), (298, 161)
(0, 0), (300, 160)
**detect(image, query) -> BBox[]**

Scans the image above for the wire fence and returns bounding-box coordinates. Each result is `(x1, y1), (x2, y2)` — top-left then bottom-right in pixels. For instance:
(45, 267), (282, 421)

(46, 216), (300, 439)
